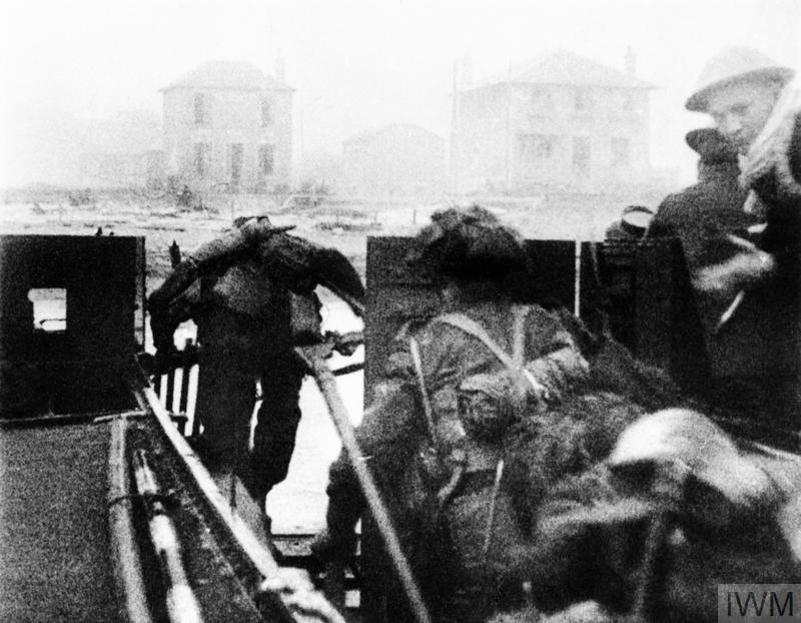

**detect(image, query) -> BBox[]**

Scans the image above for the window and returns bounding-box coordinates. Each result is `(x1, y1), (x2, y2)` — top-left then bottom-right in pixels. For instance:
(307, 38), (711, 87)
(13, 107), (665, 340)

(261, 98), (273, 127)
(521, 134), (557, 163)
(229, 143), (244, 188)
(527, 87), (552, 114)
(193, 93), (206, 125)
(194, 143), (210, 178)
(611, 137), (630, 165)
(572, 136), (591, 176)
(28, 288), (67, 333)
(574, 89), (591, 113)
(258, 144), (275, 176)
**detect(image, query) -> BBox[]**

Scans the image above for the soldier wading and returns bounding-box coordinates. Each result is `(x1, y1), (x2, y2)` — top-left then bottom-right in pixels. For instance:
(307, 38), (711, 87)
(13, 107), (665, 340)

(148, 215), (364, 536)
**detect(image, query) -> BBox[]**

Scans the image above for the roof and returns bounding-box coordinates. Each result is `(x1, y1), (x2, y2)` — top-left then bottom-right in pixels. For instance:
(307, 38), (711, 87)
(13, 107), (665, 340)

(465, 50), (655, 92)
(343, 123), (445, 146)
(161, 61), (293, 92)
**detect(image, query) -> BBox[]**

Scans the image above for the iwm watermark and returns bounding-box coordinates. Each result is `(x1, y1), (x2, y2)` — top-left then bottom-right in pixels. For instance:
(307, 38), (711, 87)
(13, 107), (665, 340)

(719, 585), (801, 621)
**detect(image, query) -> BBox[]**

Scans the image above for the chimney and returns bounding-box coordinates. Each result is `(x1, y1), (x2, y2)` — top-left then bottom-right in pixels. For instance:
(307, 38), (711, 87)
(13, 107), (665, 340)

(625, 47), (636, 76)
(275, 50), (286, 83)
(460, 52), (473, 89)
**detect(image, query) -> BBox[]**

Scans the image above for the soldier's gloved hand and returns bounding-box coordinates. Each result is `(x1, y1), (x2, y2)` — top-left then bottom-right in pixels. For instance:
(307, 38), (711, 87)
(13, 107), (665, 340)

(524, 361), (563, 405)
(549, 348), (590, 383)
(260, 569), (347, 623)
(527, 348), (590, 405)
(153, 346), (179, 374)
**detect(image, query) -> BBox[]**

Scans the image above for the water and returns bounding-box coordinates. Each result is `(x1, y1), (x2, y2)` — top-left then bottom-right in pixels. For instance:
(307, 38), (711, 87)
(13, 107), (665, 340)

(268, 364), (363, 534)
(268, 296), (365, 534)
(156, 296), (365, 535)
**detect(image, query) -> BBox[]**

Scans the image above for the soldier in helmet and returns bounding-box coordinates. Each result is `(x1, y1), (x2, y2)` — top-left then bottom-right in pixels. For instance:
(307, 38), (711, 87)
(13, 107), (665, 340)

(684, 46), (799, 297)
(493, 48), (801, 621)
(148, 216), (365, 535)
(312, 205), (590, 622)
(646, 47), (801, 428)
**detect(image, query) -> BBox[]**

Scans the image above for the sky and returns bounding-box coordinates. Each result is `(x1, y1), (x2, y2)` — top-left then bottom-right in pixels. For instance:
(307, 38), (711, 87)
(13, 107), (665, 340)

(1, 0), (800, 187)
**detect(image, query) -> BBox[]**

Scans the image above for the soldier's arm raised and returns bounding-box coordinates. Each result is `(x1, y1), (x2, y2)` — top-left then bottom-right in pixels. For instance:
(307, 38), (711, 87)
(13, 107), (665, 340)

(256, 233), (365, 316)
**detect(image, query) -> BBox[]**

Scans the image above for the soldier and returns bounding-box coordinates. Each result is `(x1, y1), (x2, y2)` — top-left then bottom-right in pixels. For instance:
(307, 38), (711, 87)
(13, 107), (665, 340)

(313, 205), (590, 622)
(649, 47), (800, 427)
(688, 46), (799, 296)
(603, 205), (654, 241)
(648, 127), (756, 270)
(501, 48), (801, 620)
(148, 216), (364, 534)
(647, 126), (766, 405)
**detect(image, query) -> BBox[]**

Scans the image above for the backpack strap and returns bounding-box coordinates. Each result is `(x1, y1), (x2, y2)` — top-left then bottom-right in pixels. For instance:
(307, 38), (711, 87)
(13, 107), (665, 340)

(435, 311), (546, 395)
(408, 335), (438, 443)
(511, 305), (528, 368)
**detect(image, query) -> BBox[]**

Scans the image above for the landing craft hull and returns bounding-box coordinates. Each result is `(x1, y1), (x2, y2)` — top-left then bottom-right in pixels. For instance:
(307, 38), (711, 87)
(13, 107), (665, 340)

(0, 373), (293, 622)
(0, 235), (339, 623)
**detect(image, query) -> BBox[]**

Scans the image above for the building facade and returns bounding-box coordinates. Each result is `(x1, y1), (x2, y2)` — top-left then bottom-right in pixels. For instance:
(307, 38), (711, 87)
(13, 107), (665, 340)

(341, 123), (446, 198)
(161, 61), (293, 192)
(451, 50), (656, 194)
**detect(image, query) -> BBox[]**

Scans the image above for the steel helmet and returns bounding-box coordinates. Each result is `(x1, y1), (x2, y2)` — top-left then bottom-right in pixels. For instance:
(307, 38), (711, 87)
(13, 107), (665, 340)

(405, 204), (527, 280)
(608, 409), (773, 506)
(686, 46), (795, 112)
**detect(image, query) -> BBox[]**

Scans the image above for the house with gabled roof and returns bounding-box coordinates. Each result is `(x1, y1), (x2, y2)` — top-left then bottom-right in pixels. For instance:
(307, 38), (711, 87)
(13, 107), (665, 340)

(451, 49), (657, 193)
(161, 60), (293, 192)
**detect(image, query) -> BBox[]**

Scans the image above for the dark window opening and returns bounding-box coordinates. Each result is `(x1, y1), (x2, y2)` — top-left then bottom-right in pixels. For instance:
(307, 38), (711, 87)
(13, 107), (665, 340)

(528, 87), (552, 113)
(572, 136), (591, 176)
(622, 92), (634, 111)
(520, 134), (557, 168)
(194, 93), (206, 125)
(229, 143), (244, 189)
(612, 137), (630, 165)
(574, 89), (591, 112)
(261, 98), (273, 127)
(194, 143), (210, 178)
(259, 144), (275, 176)
(28, 288), (67, 333)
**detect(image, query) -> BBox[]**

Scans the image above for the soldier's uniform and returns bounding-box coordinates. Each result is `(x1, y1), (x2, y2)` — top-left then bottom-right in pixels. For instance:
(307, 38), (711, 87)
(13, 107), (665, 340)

(316, 206), (589, 622)
(649, 128), (755, 272)
(193, 259), (314, 505)
(653, 51), (801, 427)
(325, 301), (589, 620)
(148, 216), (364, 519)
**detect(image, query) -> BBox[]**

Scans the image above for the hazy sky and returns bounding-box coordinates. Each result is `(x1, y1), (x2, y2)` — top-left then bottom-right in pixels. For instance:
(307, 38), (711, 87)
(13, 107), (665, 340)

(2, 0), (799, 186)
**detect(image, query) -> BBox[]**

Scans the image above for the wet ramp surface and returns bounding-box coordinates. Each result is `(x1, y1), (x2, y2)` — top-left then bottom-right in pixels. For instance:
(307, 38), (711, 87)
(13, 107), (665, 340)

(0, 421), (120, 622)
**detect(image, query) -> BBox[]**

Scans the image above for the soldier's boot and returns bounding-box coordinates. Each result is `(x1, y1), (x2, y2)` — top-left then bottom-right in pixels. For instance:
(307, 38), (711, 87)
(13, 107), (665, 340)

(309, 505), (358, 610)
(310, 489), (360, 566)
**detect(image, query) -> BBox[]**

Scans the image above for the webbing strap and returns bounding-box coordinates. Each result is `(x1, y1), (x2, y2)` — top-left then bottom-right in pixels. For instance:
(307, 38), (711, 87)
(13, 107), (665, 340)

(408, 335), (438, 442)
(435, 312), (545, 394)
